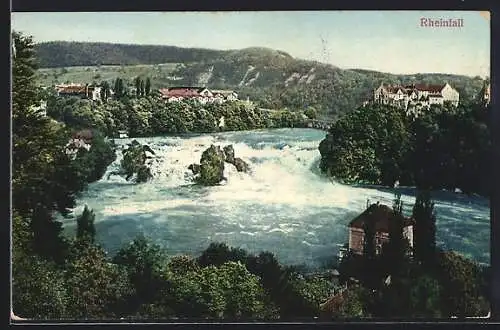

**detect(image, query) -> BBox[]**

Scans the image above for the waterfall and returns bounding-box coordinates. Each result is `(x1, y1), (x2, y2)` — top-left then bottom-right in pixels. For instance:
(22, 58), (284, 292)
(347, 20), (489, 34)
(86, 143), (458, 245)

(64, 128), (490, 268)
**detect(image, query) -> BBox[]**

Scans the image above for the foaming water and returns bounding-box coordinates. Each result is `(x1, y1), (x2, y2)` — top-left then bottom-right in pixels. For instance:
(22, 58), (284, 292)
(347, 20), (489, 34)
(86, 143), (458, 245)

(63, 128), (490, 269)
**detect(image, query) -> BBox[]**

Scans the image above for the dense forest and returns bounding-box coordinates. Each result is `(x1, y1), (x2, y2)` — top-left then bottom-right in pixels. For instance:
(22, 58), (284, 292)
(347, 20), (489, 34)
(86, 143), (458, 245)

(35, 41), (487, 119)
(319, 101), (492, 196)
(13, 32), (491, 320)
(35, 41), (228, 67)
(45, 94), (310, 139)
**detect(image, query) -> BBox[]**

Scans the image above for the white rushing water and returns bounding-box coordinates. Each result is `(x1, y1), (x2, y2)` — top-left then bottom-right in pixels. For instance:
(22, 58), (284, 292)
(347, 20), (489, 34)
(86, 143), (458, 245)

(62, 128), (490, 269)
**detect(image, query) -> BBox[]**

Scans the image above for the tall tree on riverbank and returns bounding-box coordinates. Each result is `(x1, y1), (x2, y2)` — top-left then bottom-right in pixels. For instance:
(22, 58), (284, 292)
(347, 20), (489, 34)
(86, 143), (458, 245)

(412, 190), (436, 266)
(76, 205), (97, 244)
(140, 79), (145, 97)
(114, 78), (125, 99)
(101, 81), (110, 102)
(145, 77), (151, 96)
(134, 76), (142, 98)
(12, 31), (85, 262)
(382, 193), (408, 277)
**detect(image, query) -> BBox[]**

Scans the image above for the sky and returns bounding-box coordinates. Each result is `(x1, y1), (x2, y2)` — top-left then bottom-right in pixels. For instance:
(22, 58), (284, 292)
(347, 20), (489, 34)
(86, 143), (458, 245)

(11, 11), (490, 77)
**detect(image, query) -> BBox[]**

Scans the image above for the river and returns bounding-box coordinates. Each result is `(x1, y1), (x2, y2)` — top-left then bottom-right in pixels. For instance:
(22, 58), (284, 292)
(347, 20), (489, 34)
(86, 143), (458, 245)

(61, 128), (490, 269)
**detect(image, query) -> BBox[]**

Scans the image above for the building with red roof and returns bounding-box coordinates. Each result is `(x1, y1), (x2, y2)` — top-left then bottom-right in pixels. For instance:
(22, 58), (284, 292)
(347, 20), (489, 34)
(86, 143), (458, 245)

(55, 83), (102, 101)
(348, 203), (414, 256)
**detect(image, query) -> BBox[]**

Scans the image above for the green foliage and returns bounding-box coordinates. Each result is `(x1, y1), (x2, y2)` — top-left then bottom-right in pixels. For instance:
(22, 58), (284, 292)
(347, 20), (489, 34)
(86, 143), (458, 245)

(12, 31), (98, 263)
(35, 41), (225, 67)
(46, 91), (307, 139)
(145, 77), (151, 96)
(114, 77), (126, 99)
(332, 286), (366, 318)
(64, 241), (132, 319)
(289, 276), (334, 315)
(410, 102), (491, 195)
(198, 242), (250, 268)
(304, 106), (317, 119)
(408, 275), (443, 318)
(140, 79), (145, 97)
(112, 235), (168, 311)
(434, 251), (490, 317)
(72, 131), (117, 183)
(12, 254), (69, 319)
(134, 76), (141, 97)
(319, 104), (412, 185)
(76, 205), (96, 243)
(197, 243), (329, 318)
(164, 261), (277, 320)
(319, 101), (491, 195)
(412, 190), (437, 265)
(167, 255), (201, 275)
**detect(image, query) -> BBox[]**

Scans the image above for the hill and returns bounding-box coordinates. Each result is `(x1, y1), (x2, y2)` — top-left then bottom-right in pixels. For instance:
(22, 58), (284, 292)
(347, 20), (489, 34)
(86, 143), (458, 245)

(34, 41), (487, 119)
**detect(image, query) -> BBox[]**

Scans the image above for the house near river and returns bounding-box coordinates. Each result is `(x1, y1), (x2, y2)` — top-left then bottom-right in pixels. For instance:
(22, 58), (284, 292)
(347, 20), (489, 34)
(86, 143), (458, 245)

(347, 203), (415, 256)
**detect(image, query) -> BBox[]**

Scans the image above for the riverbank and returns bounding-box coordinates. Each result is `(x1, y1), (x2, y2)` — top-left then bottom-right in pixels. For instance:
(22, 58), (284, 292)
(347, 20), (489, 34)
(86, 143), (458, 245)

(46, 95), (312, 139)
(318, 103), (491, 197)
(63, 128), (490, 268)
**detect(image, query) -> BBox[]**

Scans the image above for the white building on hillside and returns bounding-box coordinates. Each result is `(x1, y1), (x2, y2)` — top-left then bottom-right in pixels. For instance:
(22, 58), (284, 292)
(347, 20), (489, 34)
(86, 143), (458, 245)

(158, 87), (239, 104)
(373, 82), (460, 115)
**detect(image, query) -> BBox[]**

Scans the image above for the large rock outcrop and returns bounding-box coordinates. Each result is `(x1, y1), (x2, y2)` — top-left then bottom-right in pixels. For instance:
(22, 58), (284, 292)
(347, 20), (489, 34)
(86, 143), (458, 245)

(197, 145), (226, 186)
(223, 145), (235, 163)
(231, 157), (250, 173)
(223, 144), (250, 173)
(188, 163), (201, 175)
(188, 144), (250, 185)
(108, 139), (155, 183)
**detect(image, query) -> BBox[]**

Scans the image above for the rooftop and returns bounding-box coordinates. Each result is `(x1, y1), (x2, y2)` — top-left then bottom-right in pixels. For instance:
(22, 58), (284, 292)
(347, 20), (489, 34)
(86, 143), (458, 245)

(349, 203), (414, 232)
(379, 83), (448, 95)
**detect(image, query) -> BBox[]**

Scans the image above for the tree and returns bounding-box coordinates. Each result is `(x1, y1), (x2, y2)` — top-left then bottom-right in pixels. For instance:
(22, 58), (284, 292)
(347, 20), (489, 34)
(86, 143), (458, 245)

(164, 261), (276, 320)
(112, 235), (168, 310)
(12, 31), (85, 263)
(197, 242), (248, 267)
(304, 106), (317, 119)
(114, 78), (125, 99)
(76, 205), (96, 243)
(145, 77), (151, 96)
(408, 275), (443, 318)
(412, 190), (437, 265)
(134, 77), (141, 98)
(434, 251), (489, 317)
(101, 81), (110, 102)
(382, 193), (408, 277)
(65, 242), (132, 319)
(332, 285), (365, 318)
(167, 255), (200, 275)
(12, 254), (68, 319)
(319, 104), (412, 186)
(140, 79), (145, 97)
